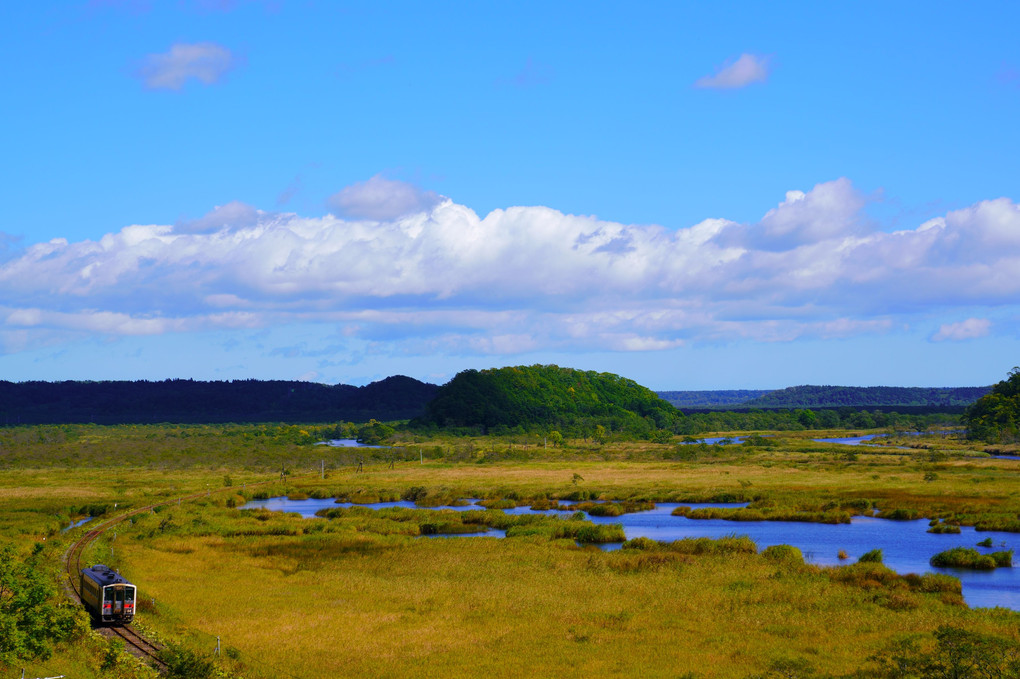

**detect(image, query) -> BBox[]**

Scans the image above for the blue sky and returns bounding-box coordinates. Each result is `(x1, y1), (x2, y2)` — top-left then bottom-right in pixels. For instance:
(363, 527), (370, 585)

(1, 1), (1018, 389)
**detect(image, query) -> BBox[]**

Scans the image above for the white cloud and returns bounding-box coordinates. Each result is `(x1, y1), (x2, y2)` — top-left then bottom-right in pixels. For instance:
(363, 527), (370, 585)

(695, 53), (770, 89)
(931, 318), (992, 342)
(1, 178), (1018, 357)
(176, 201), (260, 234)
(136, 42), (237, 90)
(328, 175), (441, 220)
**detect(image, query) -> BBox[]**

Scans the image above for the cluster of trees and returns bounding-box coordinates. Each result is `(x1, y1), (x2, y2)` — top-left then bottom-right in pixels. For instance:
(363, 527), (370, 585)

(411, 365), (680, 437)
(675, 408), (957, 435)
(964, 367), (1020, 442)
(406, 365), (966, 442)
(0, 543), (85, 666)
(742, 385), (989, 409)
(0, 376), (439, 425)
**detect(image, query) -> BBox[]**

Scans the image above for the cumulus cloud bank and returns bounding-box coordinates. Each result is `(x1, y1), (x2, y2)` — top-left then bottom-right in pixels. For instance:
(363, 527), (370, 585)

(136, 42), (237, 90)
(695, 53), (771, 89)
(2, 178), (1018, 356)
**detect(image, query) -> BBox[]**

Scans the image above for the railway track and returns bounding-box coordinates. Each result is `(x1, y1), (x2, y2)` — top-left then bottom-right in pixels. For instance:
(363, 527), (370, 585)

(64, 507), (168, 671)
(63, 471), (301, 673)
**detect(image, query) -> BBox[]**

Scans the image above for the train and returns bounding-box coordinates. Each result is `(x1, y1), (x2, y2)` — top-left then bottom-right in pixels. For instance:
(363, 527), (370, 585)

(80, 564), (136, 623)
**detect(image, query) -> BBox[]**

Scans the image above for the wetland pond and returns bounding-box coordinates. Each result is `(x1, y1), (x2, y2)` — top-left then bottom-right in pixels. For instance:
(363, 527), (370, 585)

(813, 432), (1020, 459)
(243, 496), (1019, 610)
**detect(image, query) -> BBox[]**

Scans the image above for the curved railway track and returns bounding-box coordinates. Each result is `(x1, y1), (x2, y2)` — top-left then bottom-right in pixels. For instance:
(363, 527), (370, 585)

(65, 505), (169, 671)
(63, 472), (298, 673)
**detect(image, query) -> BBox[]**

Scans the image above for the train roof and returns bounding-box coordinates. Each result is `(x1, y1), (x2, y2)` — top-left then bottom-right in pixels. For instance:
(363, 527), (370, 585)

(82, 564), (133, 587)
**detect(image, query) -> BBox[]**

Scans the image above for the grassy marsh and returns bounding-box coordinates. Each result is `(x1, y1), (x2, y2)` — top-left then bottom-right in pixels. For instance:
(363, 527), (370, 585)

(3, 423), (1020, 677)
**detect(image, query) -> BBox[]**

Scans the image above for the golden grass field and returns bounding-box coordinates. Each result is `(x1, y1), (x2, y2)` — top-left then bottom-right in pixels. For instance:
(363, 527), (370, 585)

(2, 426), (1019, 678)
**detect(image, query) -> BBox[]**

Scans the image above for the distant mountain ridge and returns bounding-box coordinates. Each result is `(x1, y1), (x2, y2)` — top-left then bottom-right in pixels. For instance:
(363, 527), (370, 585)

(0, 376), (439, 425)
(656, 390), (772, 408)
(658, 385), (990, 409)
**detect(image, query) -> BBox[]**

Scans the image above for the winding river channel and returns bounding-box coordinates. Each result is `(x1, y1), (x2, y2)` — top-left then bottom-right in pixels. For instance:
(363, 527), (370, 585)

(244, 495), (1019, 610)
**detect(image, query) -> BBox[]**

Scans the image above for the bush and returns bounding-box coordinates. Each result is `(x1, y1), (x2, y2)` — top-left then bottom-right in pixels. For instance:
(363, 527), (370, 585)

(0, 543), (88, 665)
(669, 535), (757, 555)
(158, 645), (217, 679)
(828, 562), (900, 589)
(858, 549), (883, 563)
(622, 537), (659, 550)
(929, 547), (1011, 569)
(902, 573), (962, 594)
(877, 508), (922, 520)
(870, 626), (1020, 678)
(762, 544), (804, 565)
(401, 486), (428, 503)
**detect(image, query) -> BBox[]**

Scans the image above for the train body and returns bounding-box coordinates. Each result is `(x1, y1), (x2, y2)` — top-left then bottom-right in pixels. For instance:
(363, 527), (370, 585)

(80, 564), (136, 623)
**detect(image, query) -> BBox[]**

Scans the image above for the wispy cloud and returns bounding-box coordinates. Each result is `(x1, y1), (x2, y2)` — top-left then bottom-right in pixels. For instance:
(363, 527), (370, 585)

(2, 179), (1018, 357)
(695, 53), (770, 89)
(328, 175), (440, 220)
(931, 318), (992, 342)
(135, 42), (238, 90)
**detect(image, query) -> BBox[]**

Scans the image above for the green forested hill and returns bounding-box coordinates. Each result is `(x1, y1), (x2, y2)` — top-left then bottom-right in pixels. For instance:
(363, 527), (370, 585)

(964, 367), (1020, 442)
(412, 365), (679, 436)
(742, 385), (989, 409)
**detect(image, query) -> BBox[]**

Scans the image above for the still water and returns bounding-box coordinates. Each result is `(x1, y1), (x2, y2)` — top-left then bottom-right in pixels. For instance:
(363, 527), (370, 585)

(243, 496), (1018, 610)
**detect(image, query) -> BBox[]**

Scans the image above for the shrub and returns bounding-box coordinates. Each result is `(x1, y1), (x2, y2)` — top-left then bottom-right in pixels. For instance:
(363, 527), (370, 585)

(669, 535), (757, 555)
(927, 522), (961, 534)
(622, 537), (659, 551)
(991, 550), (1014, 567)
(976, 537), (995, 548)
(828, 562), (899, 589)
(902, 573), (962, 594)
(877, 508), (922, 520)
(574, 524), (626, 543)
(573, 502), (624, 517)
(401, 486), (428, 503)
(858, 549), (883, 563)
(158, 645), (217, 679)
(762, 544), (804, 565)
(929, 547), (1007, 569)
(870, 626), (1020, 678)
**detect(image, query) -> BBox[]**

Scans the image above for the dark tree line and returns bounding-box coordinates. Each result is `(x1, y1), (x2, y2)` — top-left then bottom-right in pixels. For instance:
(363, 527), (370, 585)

(0, 376), (439, 425)
(741, 385), (990, 409)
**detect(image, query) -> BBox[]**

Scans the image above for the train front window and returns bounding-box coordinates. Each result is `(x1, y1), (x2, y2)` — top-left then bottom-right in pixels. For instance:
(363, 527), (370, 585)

(125, 587), (135, 603)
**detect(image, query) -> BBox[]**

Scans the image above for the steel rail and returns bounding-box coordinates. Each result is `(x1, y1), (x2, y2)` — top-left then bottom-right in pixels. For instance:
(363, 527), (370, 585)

(63, 469), (312, 673)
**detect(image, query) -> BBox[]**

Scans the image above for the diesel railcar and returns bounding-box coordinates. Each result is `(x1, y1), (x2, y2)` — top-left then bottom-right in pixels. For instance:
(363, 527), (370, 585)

(80, 564), (136, 623)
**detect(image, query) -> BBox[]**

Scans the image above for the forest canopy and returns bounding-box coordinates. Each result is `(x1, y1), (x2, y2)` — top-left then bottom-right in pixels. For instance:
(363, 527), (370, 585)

(411, 365), (679, 437)
(963, 367), (1020, 443)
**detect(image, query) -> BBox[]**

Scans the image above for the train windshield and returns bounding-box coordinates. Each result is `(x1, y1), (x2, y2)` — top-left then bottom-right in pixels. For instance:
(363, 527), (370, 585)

(105, 587), (124, 606)
(125, 587), (135, 603)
